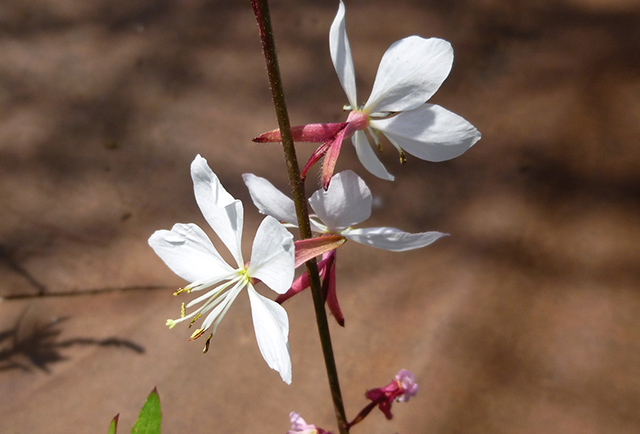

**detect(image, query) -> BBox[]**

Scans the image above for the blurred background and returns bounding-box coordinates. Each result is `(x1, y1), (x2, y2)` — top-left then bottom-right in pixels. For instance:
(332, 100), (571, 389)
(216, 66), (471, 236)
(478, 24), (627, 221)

(1, 0), (639, 432)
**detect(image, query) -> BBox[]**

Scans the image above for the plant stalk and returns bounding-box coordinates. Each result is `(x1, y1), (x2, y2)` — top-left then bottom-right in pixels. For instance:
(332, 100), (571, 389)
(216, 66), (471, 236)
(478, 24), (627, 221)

(250, 1), (349, 433)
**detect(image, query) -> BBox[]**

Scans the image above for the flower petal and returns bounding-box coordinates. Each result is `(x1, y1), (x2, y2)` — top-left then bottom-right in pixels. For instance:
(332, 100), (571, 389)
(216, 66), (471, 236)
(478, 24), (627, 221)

(395, 369), (419, 401)
(191, 155), (244, 266)
(309, 170), (373, 231)
(191, 154), (236, 208)
(352, 131), (395, 181)
(371, 104), (481, 162)
(247, 286), (292, 384)
(248, 216), (295, 294)
(289, 412), (312, 431)
(345, 227), (448, 251)
(148, 223), (234, 283)
(364, 36), (453, 113)
(243, 173), (298, 226)
(330, 0), (358, 109)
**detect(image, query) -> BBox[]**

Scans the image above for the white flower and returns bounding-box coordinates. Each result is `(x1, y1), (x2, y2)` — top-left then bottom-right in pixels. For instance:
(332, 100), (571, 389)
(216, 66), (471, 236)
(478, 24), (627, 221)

(330, 0), (481, 181)
(148, 155), (295, 384)
(243, 170), (446, 252)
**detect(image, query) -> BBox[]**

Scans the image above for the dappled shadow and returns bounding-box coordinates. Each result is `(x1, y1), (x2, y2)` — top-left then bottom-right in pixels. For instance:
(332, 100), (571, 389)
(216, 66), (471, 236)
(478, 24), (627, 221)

(0, 0), (639, 432)
(0, 244), (47, 297)
(0, 0), (638, 295)
(0, 310), (144, 373)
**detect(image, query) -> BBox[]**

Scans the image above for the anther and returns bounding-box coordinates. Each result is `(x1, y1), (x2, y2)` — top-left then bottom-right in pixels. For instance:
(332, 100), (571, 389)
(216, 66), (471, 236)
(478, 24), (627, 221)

(399, 151), (406, 165)
(189, 328), (205, 341)
(173, 287), (191, 296)
(203, 334), (213, 353)
(188, 313), (202, 328)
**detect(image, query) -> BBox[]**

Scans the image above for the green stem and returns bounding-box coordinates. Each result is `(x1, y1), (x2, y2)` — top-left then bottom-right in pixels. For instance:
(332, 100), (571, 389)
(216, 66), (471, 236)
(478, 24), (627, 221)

(250, 1), (349, 433)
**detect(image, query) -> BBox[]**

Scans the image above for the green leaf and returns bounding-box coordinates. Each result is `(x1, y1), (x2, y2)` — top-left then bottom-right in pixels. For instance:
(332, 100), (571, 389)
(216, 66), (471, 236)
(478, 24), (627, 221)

(108, 414), (119, 434)
(131, 388), (162, 434)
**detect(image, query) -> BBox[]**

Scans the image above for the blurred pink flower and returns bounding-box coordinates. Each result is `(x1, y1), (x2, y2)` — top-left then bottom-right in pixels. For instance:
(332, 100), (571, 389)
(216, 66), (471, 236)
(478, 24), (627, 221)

(287, 412), (332, 434)
(365, 369), (419, 420)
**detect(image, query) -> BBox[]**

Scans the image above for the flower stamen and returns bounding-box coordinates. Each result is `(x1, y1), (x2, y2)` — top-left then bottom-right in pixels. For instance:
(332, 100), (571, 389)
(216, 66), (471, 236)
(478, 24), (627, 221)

(189, 328), (205, 341)
(188, 313), (202, 328)
(173, 287), (191, 296)
(203, 333), (213, 353)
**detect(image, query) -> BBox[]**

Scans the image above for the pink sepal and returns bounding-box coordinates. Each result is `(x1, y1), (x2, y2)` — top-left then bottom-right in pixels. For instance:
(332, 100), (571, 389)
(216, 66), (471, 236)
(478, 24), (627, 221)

(275, 253), (333, 304)
(276, 250), (345, 327)
(322, 250), (344, 326)
(321, 126), (350, 189)
(294, 236), (346, 268)
(253, 122), (347, 143)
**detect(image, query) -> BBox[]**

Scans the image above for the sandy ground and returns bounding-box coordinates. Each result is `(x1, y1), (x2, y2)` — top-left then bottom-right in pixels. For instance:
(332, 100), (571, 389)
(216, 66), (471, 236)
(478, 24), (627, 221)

(1, 0), (640, 433)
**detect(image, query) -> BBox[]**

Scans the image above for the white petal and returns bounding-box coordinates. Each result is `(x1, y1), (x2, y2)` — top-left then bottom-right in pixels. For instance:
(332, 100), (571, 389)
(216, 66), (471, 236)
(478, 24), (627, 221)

(345, 227), (448, 251)
(242, 173), (298, 226)
(352, 130), (395, 181)
(191, 155), (245, 266)
(242, 174), (325, 234)
(308, 170), (372, 231)
(248, 216), (295, 294)
(364, 37), (453, 113)
(330, 0), (358, 109)
(247, 286), (292, 384)
(191, 155), (236, 207)
(372, 104), (481, 162)
(148, 223), (234, 283)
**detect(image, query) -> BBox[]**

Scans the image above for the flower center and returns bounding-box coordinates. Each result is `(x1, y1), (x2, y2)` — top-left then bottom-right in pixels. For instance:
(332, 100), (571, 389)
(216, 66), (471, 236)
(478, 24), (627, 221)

(346, 109), (369, 131)
(241, 261), (260, 286)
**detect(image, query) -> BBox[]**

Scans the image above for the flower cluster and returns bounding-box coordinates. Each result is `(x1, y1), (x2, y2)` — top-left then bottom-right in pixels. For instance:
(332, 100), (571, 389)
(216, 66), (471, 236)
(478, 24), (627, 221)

(244, 170), (446, 325)
(148, 0), (479, 431)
